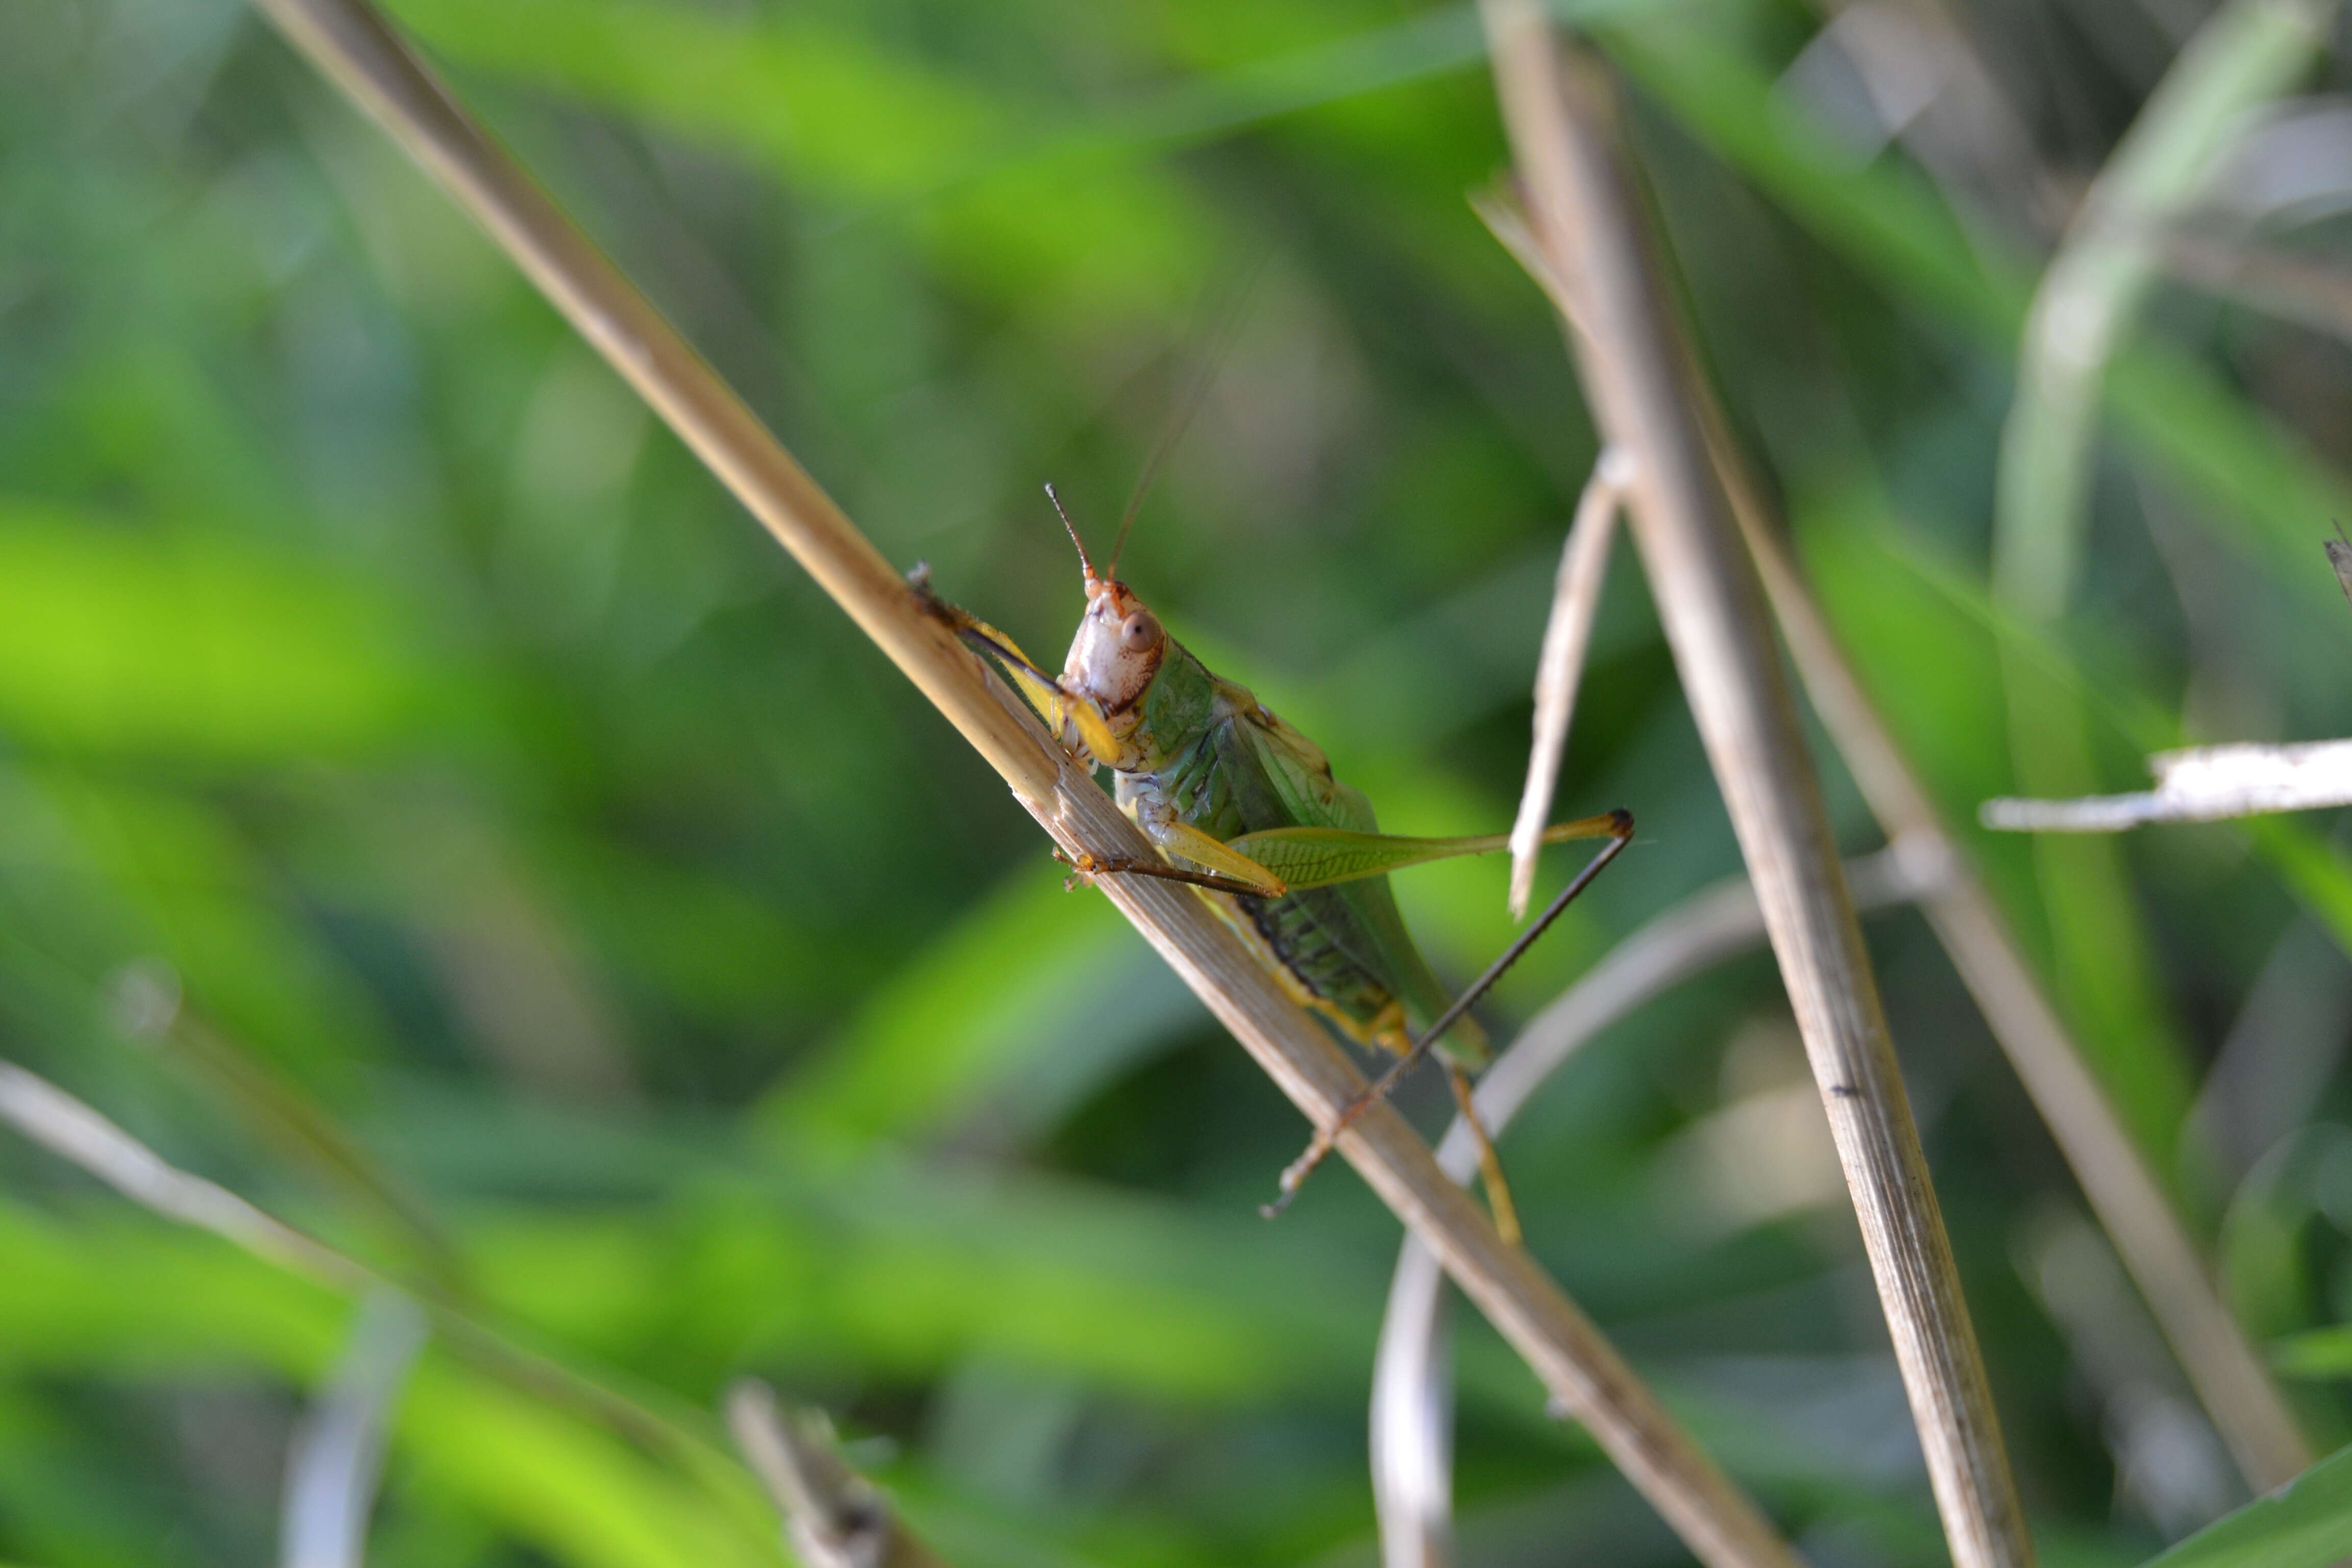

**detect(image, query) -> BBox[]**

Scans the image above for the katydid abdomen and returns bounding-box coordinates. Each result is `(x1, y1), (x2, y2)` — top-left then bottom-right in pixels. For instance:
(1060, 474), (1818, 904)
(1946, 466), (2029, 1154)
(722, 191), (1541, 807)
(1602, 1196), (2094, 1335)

(1114, 650), (1490, 1070)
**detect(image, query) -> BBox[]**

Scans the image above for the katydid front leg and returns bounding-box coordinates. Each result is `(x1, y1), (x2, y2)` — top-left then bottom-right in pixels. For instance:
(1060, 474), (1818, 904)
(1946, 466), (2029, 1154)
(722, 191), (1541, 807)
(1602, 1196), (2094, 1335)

(910, 570), (1133, 768)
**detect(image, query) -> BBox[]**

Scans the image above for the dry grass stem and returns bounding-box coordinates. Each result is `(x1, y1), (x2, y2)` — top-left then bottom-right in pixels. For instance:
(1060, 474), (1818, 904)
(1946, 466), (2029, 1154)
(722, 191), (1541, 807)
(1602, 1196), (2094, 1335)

(1726, 464), (2314, 1491)
(726, 1381), (946, 1568)
(1512, 112), (2314, 1477)
(1374, 849), (1930, 1566)
(1508, 445), (1631, 919)
(1493, 0), (2310, 1511)
(0, 1058), (793, 1537)
(1985, 739), (2352, 829)
(246, 0), (1050, 803)
(1478, 9), (2032, 1565)
(0, 1060), (360, 1286)
(241, 2), (1802, 1562)
(281, 1291), (429, 1568)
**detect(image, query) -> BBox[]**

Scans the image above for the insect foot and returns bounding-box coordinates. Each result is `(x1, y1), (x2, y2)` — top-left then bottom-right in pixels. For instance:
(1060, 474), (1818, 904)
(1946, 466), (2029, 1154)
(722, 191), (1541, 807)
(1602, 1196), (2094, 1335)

(904, 562), (954, 622)
(1260, 1124), (1341, 1221)
(1052, 847), (1106, 891)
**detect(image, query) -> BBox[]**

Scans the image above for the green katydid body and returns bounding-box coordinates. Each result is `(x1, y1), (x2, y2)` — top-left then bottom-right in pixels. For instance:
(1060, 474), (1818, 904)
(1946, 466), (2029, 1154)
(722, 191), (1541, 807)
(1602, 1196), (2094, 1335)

(912, 499), (1630, 1240)
(1098, 618), (1490, 1066)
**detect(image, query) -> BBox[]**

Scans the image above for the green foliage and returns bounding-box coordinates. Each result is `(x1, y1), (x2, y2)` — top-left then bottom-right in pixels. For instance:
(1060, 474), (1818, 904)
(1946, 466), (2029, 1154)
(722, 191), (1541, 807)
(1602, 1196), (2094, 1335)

(0, 503), (440, 759)
(11, 0), (2352, 1564)
(2138, 1443), (2352, 1568)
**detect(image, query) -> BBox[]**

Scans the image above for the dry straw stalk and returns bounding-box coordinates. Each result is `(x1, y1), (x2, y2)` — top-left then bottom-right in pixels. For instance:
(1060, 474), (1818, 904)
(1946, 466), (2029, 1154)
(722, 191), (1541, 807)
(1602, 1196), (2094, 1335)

(1732, 480), (2315, 1492)
(727, 1381), (947, 1568)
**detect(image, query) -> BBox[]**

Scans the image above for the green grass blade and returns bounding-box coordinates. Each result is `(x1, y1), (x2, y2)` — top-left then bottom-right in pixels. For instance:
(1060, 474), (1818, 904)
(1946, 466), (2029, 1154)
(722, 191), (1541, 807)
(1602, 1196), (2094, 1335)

(2137, 1443), (2352, 1568)
(1606, 20), (2352, 619)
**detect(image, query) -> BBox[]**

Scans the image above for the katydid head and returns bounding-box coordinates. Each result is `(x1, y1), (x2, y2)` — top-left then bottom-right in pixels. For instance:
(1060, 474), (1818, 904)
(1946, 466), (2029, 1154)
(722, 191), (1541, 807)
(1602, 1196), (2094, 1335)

(1062, 577), (1165, 716)
(1044, 483), (1165, 717)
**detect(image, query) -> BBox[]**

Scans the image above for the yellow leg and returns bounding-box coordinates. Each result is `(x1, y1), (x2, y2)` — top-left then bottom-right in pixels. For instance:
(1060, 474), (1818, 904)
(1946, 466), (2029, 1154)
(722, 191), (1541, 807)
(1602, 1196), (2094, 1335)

(910, 576), (1136, 769)
(1064, 818), (1289, 898)
(1445, 1061), (1523, 1248)
(1063, 808), (1298, 893)
(1145, 819), (1288, 897)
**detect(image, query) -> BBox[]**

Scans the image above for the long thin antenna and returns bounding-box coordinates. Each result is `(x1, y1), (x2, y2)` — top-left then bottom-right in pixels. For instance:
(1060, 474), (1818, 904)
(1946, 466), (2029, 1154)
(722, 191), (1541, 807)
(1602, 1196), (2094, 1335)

(1044, 482), (1098, 582)
(1107, 263), (1263, 580)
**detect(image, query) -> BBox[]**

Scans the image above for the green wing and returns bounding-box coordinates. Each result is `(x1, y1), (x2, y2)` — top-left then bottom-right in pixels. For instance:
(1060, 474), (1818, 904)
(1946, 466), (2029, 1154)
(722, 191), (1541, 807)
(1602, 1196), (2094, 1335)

(1227, 818), (1626, 891)
(1206, 703), (1485, 1063)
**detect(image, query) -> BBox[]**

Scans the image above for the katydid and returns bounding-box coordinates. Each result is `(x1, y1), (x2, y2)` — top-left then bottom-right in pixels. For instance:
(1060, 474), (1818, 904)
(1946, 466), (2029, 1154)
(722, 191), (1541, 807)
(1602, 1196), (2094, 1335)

(916, 487), (1632, 1244)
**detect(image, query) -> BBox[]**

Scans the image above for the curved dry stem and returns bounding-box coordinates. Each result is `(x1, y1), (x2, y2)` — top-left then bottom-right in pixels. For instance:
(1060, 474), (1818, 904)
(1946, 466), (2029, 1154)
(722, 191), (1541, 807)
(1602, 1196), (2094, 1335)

(1373, 850), (1929, 1565)
(1372, 1238), (1458, 1568)
(0, 1059), (768, 1528)
(238, 3), (1801, 1564)
(281, 1290), (429, 1568)
(1507, 446), (1630, 918)
(1479, 9), (2032, 1565)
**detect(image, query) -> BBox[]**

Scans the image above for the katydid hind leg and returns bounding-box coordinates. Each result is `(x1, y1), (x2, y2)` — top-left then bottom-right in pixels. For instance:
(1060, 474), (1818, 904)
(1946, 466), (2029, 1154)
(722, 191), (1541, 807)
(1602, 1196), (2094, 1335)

(1446, 1060), (1523, 1248)
(1227, 810), (1631, 892)
(1260, 809), (1634, 1230)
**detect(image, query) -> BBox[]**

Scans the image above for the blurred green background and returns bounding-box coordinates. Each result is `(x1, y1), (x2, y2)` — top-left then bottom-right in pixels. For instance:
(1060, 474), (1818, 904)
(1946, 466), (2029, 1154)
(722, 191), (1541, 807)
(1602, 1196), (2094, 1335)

(9, 0), (2352, 1563)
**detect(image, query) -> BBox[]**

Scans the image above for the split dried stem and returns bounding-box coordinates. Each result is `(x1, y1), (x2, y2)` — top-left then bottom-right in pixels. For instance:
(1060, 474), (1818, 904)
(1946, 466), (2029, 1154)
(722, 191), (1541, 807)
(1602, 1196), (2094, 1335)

(1507, 446), (1631, 919)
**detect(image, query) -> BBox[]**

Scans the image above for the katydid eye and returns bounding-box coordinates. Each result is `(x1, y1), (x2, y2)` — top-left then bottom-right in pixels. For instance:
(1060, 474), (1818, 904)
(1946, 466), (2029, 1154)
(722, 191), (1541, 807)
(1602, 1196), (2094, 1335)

(1120, 610), (1161, 651)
